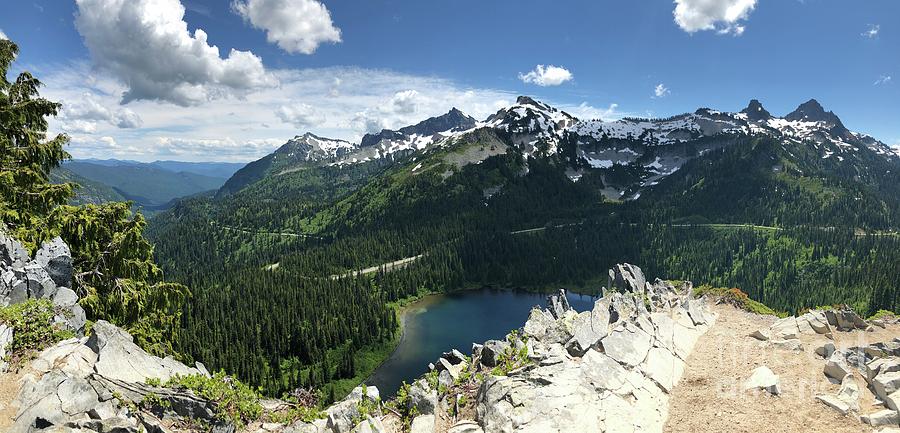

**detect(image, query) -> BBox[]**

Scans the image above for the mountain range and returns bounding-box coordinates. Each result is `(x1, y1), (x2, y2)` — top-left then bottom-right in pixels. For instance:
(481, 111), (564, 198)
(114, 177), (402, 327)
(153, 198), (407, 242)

(53, 159), (245, 211)
(207, 96), (900, 229)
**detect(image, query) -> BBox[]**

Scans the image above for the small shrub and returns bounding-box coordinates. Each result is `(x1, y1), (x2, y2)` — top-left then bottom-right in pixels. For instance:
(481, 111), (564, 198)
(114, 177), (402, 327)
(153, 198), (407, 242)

(693, 285), (783, 317)
(869, 310), (897, 321)
(0, 299), (74, 366)
(164, 372), (262, 428)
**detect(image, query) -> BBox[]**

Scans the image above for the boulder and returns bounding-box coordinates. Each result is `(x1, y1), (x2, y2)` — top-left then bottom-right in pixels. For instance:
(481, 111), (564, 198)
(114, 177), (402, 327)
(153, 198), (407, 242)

(326, 398), (360, 433)
(862, 409), (900, 427)
(749, 329), (770, 341)
(0, 230), (29, 267)
(816, 374), (861, 415)
(480, 340), (509, 368)
(441, 349), (468, 365)
(743, 366), (781, 395)
(770, 317), (800, 340)
(770, 339), (803, 352)
(35, 237), (73, 288)
(87, 320), (198, 383)
(815, 343), (836, 359)
(868, 358), (900, 381)
(608, 263), (646, 295)
(816, 394), (854, 415)
(565, 300), (610, 356)
(546, 289), (571, 320)
(874, 371), (900, 403)
(57, 376), (99, 415)
(824, 352), (852, 382)
(410, 415), (436, 433)
(826, 308), (868, 331)
(800, 311), (832, 335)
(351, 415), (386, 433)
(684, 299), (707, 326)
(409, 379), (438, 415)
(887, 389), (900, 412)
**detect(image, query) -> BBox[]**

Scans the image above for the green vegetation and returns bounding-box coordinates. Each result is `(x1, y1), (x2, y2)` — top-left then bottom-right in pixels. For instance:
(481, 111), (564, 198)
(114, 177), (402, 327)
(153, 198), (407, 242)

(868, 310), (898, 321)
(0, 299), (75, 366)
(0, 39), (187, 357)
(163, 372), (263, 428)
(490, 330), (532, 377)
(693, 285), (783, 317)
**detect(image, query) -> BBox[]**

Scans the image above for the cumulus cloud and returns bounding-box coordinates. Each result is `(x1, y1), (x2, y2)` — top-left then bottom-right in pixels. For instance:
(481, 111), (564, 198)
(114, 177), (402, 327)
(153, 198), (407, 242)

(232, 0), (341, 54)
(276, 103), (326, 128)
(389, 90), (420, 114)
(74, 0), (275, 106)
(862, 24), (880, 39)
(58, 93), (144, 133)
(0, 29), (7, 40)
(654, 83), (670, 98)
(518, 65), (573, 87)
(673, 0), (756, 35)
(875, 75), (892, 86)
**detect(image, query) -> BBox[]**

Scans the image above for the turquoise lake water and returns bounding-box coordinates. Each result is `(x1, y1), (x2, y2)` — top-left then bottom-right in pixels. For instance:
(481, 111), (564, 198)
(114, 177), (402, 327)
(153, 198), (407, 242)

(365, 289), (598, 397)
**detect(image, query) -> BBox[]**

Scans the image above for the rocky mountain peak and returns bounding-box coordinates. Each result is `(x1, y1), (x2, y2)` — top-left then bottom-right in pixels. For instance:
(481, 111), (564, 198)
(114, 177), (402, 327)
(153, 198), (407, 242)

(785, 99), (846, 129)
(741, 99), (773, 122)
(360, 108), (477, 148)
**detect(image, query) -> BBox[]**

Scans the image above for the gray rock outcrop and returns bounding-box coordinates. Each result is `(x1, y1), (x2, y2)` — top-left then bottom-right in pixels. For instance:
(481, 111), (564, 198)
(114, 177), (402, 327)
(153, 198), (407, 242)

(0, 230), (85, 332)
(475, 265), (715, 433)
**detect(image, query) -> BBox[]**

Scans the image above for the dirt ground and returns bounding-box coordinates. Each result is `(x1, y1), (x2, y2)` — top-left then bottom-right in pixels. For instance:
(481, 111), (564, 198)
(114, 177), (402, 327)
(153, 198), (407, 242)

(665, 304), (898, 433)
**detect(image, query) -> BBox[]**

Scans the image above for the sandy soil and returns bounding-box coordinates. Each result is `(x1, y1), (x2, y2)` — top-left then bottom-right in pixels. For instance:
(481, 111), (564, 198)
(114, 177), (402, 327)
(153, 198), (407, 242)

(665, 304), (898, 433)
(0, 366), (28, 432)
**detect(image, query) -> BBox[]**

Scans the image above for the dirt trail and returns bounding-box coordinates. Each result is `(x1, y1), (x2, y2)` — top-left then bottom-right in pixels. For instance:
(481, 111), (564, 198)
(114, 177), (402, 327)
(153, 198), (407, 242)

(665, 304), (897, 433)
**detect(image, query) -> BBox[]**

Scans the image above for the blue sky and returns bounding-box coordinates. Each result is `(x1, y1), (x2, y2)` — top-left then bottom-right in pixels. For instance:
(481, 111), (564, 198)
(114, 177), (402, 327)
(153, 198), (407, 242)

(1, 0), (897, 161)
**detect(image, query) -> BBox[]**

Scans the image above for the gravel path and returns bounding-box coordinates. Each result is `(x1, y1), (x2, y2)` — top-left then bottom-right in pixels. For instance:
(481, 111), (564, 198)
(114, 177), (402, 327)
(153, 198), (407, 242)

(665, 304), (896, 433)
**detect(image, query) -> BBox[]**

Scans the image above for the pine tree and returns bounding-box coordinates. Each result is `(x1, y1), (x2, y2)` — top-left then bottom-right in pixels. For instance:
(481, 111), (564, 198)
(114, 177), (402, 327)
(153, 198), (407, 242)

(0, 39), (72, 248)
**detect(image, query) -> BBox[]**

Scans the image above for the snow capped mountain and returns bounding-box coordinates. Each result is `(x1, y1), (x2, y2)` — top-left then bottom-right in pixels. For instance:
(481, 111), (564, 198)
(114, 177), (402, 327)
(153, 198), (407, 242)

(336, 108), (478, 164)
(230, 96), (895, 199)
(275, 133), (356, 162)
(485, 96), (577, 156)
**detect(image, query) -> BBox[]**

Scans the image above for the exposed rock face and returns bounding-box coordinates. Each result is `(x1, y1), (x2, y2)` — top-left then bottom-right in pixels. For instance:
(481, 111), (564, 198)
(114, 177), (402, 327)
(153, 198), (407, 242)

(475, 265), (715, 433)
(9, 321), (210, 433)
(0, 230), (85, 333)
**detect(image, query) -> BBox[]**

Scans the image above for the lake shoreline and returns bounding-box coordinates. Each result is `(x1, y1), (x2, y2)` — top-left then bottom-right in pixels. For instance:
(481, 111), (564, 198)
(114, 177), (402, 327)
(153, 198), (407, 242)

(363, 288), (600, 398)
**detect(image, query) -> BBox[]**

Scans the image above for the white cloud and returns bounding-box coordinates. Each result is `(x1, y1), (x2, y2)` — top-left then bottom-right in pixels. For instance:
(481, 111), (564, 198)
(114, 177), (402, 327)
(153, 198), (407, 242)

(41, 65), (520, 161)
(567, 103), (625, 121)
(74, 0), (276, 106)
(863, 24), (880, 39)
(232, 0), (341, 55)
(518, 65), (574, 87)
(58, 93), (144, 133)
(275, 103), (325, 128)
(41, 65), (622, 162)
(673, 0), (756, 35)
(875, 75), (892, 86)
(654, 83), (670, 98)
(389, 90), (420, 114)
(0, 29), (7, 40)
